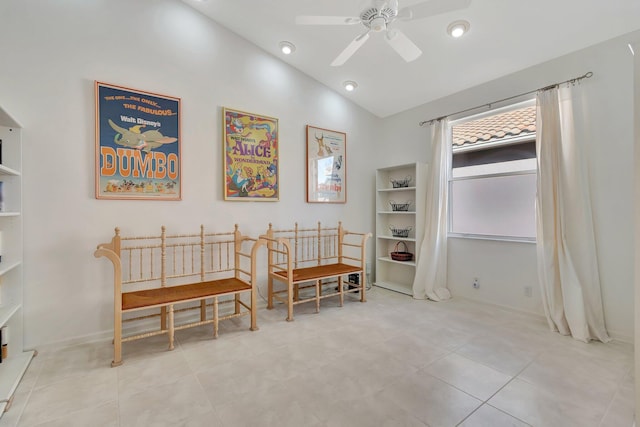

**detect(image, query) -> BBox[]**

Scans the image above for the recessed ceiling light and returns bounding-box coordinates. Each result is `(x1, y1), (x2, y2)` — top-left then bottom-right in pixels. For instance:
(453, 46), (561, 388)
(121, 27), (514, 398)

(447, 20), (470, 38)
(279, 41), (296, 55)
(343, 81), (358, 92)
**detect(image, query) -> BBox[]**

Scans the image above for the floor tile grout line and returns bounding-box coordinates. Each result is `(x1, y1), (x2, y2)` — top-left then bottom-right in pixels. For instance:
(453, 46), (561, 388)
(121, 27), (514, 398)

(597, 368), (633, 427)
(451, 345), (542, 378)
(513, 346), (623, 424)
(484, 403), (533, 427)
(454, 351), (539, 427)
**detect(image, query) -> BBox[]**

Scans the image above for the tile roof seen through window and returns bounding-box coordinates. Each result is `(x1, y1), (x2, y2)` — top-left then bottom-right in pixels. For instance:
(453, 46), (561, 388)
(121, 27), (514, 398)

(452, 105), (536, 147)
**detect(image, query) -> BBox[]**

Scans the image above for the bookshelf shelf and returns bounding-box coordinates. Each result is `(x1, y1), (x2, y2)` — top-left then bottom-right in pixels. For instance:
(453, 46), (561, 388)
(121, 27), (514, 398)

(374, 162), (427, 296)
(0, 106), (32, 420)
(0, 165), (19, 177)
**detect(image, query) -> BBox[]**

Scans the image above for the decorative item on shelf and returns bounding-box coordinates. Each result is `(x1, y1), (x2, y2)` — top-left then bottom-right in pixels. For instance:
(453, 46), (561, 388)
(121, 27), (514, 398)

(390, 175), (412, 188)
(389, 225), (412, 238)
(390, 241), (413, 261)
(389, 200), (412, 212)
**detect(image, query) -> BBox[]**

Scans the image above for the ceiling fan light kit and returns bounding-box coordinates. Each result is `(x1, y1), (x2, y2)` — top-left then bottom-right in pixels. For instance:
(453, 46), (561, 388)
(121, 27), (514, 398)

(296, 0), (472, 66)
(369, 16), (388, 32)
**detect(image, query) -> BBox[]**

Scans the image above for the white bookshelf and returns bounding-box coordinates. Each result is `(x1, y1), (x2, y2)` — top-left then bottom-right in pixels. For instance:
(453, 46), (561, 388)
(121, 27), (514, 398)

(0, 106), (33, 419)
(374, 162), (427, 296)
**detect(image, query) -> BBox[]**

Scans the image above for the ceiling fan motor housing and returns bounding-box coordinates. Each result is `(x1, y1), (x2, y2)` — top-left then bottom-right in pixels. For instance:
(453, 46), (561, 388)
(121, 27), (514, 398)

(361, 6), (397, 32)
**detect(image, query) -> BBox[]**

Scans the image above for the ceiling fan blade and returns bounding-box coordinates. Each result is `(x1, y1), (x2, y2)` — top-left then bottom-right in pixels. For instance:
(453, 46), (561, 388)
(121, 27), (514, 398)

(385, 29), (422, 62)
(398, 0), (471, 21)
(331, 32), (371, 66)
(374, 0), (390, 10)
(295, 16), (361, 25)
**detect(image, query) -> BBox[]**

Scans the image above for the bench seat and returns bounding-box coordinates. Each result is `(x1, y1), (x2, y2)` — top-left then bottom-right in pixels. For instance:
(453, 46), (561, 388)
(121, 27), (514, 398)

(122, 278), (252, 311)
(273, 263), (362, 283)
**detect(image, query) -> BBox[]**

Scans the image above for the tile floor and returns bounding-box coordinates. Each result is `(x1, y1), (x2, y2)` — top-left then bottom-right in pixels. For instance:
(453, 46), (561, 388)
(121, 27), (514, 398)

(0, 287), (634, 427)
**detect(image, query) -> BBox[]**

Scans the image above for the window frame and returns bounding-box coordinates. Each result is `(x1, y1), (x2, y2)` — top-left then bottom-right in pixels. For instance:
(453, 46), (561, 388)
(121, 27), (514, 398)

(447, 99), (537, 243)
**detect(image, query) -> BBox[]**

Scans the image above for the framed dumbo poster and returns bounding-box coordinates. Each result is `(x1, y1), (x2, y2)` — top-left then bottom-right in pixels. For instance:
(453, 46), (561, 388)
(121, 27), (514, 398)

(95, 81), (181, 200)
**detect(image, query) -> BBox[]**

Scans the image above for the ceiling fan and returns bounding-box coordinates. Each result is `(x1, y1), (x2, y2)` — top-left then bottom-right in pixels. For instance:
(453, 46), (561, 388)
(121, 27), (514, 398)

(296, 0), (471, 66)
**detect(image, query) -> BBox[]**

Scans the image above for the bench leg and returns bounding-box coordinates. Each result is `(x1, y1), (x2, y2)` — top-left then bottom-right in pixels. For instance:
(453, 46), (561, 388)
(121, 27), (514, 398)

(338, 276), (344, 307)
(213, 297), (219, 338)
(315, 280), (320, 313)
(112, 305), (123, 367)
(168, 304), (175, 351)
(294, 284), (299, 302)
(286, 281), (294, 322)
(267, 277), (274, 309)
(235, 293), (241, 315)
(250, 290), (258, 331)
(200, 300), (207, 322)
(160, 306), (167, 331)
(360, 271), (367, 303)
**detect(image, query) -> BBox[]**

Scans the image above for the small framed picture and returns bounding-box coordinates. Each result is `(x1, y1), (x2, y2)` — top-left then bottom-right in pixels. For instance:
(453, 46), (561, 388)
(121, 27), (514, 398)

(306, 125), (346, 203)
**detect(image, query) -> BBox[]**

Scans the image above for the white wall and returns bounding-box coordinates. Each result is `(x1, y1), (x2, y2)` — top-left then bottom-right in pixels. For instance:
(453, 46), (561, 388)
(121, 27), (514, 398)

(0, 0), (380, 348)
(378, 32), (638, 341)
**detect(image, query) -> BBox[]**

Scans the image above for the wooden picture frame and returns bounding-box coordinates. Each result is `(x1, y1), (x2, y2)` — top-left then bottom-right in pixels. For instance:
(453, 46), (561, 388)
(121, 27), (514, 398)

(306, 125), (346, 203)
(223, 107), (279, 201)
(95, 81), (181, 200)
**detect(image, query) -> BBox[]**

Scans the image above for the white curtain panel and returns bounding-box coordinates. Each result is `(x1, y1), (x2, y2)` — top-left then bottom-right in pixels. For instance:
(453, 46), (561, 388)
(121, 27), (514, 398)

(412, 120), (451, 301)
(536, 86), (610, 343)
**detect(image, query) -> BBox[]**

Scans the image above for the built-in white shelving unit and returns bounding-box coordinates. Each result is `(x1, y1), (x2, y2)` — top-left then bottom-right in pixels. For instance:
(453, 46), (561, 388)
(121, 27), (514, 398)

(375, 162), (427, 296)
(0, 106), (34, 417)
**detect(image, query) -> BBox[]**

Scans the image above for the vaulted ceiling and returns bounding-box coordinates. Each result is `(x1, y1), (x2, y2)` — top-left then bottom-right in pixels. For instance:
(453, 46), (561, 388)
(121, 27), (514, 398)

(181, 0), (640, 118)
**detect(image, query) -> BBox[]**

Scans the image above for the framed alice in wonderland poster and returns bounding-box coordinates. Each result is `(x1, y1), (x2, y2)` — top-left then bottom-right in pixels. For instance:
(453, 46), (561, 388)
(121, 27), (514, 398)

(306, 125), (346, 203)
(95, 81), (181, 200)
(223, 107), (279, 201)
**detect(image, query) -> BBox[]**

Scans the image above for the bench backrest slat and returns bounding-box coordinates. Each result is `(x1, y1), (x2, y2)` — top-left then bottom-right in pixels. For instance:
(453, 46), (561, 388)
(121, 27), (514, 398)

(101, 225), (245, 289)
(266, 221), (360, 271)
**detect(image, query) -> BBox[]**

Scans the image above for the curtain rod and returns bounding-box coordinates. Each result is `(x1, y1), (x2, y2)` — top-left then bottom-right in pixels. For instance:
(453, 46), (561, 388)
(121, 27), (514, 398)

(418, 71), (593, 127)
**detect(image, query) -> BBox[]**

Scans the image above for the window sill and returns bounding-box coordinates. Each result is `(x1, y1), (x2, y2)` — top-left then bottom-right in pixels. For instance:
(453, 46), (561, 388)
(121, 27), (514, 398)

(448, 233), (536, 244)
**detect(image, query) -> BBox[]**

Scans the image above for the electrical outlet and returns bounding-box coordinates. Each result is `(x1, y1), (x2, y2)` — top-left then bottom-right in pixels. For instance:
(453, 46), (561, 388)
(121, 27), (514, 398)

(473, 278), (479, 289)
(524, 286), (533, 297)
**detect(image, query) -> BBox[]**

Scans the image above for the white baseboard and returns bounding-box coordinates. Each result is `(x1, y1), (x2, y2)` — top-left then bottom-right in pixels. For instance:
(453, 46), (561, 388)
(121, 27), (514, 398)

(455, 295), (634, 344)
(34, 298), (272, 355)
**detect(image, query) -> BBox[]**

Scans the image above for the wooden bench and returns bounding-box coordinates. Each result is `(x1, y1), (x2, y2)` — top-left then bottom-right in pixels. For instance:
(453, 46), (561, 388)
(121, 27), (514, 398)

(94, 224), (263, 366)
(262, 222), (371, 321)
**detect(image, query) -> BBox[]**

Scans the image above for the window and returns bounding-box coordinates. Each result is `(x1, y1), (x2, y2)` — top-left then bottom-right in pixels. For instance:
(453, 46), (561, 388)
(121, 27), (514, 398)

(448, 100), (537, 241)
